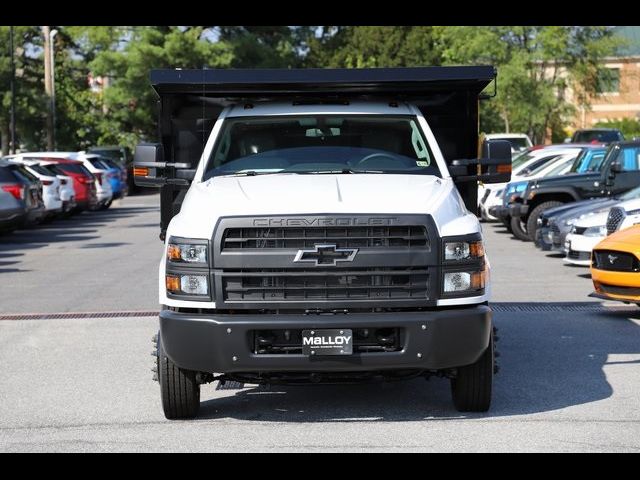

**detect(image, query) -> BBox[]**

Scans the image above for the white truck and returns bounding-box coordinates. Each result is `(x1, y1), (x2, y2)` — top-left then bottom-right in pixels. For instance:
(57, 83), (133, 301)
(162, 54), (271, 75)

(134, 67), (511, 419)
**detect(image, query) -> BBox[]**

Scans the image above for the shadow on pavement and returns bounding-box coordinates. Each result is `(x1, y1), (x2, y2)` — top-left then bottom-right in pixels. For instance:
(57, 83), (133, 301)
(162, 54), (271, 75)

(197, 303), (640, 421)
(0, 202), (158, 265)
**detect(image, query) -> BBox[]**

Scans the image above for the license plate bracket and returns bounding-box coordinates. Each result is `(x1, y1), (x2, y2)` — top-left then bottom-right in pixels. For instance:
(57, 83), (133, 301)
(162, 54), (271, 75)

(302, 329), (353, 356)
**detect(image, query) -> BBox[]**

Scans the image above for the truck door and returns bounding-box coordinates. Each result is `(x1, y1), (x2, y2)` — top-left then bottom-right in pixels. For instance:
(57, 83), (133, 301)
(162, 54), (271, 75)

(607, 145), (640, 196)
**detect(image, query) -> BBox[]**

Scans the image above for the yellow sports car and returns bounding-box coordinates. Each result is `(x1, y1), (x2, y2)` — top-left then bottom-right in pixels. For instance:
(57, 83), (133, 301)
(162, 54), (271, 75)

(591, 224), (640, 304)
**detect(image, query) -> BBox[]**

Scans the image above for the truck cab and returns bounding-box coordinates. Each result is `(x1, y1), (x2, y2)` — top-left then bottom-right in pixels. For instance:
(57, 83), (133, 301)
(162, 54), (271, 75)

(134, 67), (510, 419)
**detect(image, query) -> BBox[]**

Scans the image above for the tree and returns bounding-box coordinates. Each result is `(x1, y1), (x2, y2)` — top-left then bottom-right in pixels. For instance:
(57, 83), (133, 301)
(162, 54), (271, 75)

(304, 26), (443, 68)
(437, 26), (621, 143)
(0, 26), (47, 154)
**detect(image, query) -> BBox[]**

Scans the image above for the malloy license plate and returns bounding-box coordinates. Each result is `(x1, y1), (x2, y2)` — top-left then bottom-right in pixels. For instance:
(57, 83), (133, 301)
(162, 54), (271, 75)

(302, 329), (353, 356)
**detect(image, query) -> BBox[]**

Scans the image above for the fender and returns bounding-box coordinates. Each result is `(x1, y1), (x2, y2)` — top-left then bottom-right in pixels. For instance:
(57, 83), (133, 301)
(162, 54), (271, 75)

(524, 186), (581, 206)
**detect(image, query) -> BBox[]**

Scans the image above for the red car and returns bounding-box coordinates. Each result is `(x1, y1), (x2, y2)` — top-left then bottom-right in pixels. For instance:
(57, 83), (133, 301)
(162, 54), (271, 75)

(39, 158), (98, 212)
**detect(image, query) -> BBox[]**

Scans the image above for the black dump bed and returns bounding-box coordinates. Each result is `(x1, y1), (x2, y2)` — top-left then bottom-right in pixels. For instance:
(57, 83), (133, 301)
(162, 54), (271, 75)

(149, 66), (496, 234)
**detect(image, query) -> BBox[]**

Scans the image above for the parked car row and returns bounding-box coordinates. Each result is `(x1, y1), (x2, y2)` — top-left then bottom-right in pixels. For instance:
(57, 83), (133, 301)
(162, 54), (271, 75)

(480, 138), (640, 304)
(0, 150), (129, 234)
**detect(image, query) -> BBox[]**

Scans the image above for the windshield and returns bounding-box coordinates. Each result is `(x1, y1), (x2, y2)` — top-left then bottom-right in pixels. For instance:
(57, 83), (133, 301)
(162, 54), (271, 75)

(203, 115), (440, 179)
(569, 148), (607, 173)
(512, 151), (539, 172)
(545, 155), (575, 176)
(88, 158), (111, 170)
(573, 130), (623, 143)
(620, 184), (640, 201)
(504, 137), (530, 150)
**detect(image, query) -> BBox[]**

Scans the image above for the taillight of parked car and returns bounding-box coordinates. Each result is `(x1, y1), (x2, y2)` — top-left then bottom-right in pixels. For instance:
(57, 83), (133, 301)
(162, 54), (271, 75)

(42, 180), (54, 186)
(60, 179), (67, 185)
(1, 184), (24, 200)
(95, 172), (103, 184)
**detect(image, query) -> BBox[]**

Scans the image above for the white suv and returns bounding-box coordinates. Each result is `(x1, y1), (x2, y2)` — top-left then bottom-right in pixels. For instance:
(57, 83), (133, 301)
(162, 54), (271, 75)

(8, 159), (63, 217)
(13, 152), (113, 210)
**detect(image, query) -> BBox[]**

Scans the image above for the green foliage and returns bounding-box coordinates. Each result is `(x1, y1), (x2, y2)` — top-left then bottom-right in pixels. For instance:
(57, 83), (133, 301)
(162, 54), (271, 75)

(0, 26), (624, 154)
(437, 26), (620, 143)
(594, 118), (640, 140)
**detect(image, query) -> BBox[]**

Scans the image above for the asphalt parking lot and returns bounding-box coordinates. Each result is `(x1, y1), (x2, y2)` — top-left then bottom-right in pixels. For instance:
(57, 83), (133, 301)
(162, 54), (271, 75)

(1, 193), (639, 452)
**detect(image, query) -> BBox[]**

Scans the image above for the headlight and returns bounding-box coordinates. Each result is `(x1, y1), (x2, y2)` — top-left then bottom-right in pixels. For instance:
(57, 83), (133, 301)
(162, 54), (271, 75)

(166, 274), (209, 296)
(443, 270), (486, 293)
(583, 225), (607, 237)
(167, 241), (208, 264)
(441, 234), (486, 297)
(443, 240), (484, 261)
(505, 181), (528, 197)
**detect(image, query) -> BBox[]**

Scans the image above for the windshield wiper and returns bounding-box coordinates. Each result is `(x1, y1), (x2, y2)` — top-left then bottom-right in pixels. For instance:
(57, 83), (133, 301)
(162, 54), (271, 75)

(296, 168), (385, 175)
(215, 171), (289, 177)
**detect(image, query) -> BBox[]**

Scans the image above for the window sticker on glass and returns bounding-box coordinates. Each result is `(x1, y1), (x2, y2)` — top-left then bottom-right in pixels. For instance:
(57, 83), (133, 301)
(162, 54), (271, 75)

(416, 161), (429, 167)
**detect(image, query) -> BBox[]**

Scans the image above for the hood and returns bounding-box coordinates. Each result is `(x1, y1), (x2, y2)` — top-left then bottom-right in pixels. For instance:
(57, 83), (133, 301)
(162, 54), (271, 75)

(598, 225), (640, 251)
(170, 173), (474, 238)
(555, 198), (618, 222)
(544, 198), (611, 220)
(575, 209), (609, 228)
(533, 171), (600, 188)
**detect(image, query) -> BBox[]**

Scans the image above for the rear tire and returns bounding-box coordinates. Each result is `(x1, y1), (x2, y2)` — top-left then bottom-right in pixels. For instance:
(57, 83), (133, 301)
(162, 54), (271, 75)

(510, 216), (529, 241)
(451, 332), (493, 412)
(157, 334), (200, 420)
(500, 215), (512, 233)
(526, 201), (564, 242)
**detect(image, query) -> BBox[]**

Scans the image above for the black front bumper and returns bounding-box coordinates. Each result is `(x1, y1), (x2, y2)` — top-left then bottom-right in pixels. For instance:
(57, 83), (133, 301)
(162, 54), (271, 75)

(508, 203), (528, 218)
(535, 226), (553, 250)
(160, 305), (492, 374)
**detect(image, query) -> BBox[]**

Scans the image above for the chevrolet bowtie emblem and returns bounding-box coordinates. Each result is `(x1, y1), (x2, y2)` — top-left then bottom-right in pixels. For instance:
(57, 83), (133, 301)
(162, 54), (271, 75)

(293, 244), (358, 266)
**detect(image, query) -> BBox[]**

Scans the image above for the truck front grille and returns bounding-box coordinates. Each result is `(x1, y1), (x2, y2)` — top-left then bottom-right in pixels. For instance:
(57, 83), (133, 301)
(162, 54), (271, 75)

(222, 268), (429, 303)
(222, 225), (428, 250)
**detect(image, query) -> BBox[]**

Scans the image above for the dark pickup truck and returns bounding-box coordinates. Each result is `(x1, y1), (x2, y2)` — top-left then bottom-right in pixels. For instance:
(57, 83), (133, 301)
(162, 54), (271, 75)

(504, 141), (640, 241)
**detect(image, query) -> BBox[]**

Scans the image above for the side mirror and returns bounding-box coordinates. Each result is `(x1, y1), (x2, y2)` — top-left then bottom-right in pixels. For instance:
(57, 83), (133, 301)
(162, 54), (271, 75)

(450, 139), (512, 184)
(610, 161), (623, 175)
(133, 143), (193, 187)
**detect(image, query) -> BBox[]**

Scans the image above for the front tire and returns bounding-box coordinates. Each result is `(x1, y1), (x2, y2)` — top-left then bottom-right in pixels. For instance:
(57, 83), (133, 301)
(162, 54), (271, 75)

(526, 201), (563, 242)
(501, 215), (513, 233)
(157, 334), (200, 419)
(451, 332), (493, 412)
(510, 216), (529, 241)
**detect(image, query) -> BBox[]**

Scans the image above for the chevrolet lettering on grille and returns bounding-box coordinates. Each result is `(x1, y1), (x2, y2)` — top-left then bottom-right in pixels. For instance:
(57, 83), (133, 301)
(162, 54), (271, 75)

(293, 244), (358, 266)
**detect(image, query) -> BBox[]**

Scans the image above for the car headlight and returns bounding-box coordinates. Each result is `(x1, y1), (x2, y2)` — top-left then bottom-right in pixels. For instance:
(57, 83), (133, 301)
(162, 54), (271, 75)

(505, 181), (528, 196)
(167, 241), (208, 264)
(583, 225), (607, 237)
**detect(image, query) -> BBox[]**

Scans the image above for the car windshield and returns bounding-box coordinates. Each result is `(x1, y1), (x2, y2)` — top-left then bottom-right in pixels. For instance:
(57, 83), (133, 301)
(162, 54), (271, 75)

(569, 148), (607, 173)
(504, 137), (530, 150)
(28, 164), (54, 177)
(620, 184), (640, 201)
(88, 158), (111, 170)
(573, 130), (623, 143)
(203, 115), (440, 179)
(512, 151), (540, 171)
(91, 149), (125, 163)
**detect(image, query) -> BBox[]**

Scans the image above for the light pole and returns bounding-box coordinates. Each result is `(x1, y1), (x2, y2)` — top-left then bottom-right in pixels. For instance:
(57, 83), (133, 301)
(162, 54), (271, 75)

(9, 26), (16, 154)
(49, 28), (58, 150)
